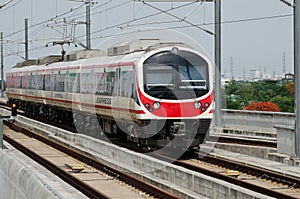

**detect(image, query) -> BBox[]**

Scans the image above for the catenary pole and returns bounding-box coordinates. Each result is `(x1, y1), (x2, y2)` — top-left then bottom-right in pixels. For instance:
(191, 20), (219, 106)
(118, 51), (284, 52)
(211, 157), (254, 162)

(214, 0), (222, 128)
(86, 1), (91, 50)
(25, 18), (29, 60)
(294, 0), (300, 157)
(1, 32), (3, 98)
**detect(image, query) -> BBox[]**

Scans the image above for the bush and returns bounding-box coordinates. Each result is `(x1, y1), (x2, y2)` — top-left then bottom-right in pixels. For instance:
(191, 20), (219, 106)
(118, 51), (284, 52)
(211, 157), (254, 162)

(244, 101), (280, 112)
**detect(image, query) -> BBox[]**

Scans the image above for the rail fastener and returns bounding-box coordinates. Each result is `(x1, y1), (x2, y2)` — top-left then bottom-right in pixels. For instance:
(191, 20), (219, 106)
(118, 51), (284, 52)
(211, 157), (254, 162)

(65, 163), (85, 173)
(226, 170), (240, 178)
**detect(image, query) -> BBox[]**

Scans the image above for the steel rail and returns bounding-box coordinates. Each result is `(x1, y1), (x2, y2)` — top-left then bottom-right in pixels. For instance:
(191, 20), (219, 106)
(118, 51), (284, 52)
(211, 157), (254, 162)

(4, 134), (110, 199)
(175, 159), (298, 199)
(173, 152), (300, 199)
(148, 151), (299, 199)
(207, 135), (277, 148)
(5, 121), (181, 199)
(199, 153), (300, 188)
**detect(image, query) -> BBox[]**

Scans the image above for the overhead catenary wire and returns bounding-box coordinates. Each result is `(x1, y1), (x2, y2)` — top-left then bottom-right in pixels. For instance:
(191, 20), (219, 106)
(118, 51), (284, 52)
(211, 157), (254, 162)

(89, 12), (294, 42)
(142, 1), (214, 35)
(76, 1), (201, 39)
(0, 0), (294, 59)
(3, 12), (293, 58)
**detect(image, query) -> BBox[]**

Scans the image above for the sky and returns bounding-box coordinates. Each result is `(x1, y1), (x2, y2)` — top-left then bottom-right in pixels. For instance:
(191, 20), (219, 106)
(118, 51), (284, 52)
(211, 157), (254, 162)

(0, 0), (294, 79)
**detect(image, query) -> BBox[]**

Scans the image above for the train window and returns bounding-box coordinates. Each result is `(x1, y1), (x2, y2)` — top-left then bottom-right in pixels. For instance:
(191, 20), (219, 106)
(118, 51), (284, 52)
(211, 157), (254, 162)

(45, 74), (52, 91)
(22, 75), (27, 89)
(95, 72), (108, 95)
(54, 73), (65, 92)
(43, 75), (45, 90)
(178, 65), (207, 89)
(120, 70), (134, 97)
(68, 73), (79, 93)
(19, 76), (23, 88)
(81, 72), (94, 94)
(143, 51), (209, 99)
(28, 74), (32, 89)
(106, 71), (116, 96)
(144, 64), (174, 90)
(37, 75), (43, 90)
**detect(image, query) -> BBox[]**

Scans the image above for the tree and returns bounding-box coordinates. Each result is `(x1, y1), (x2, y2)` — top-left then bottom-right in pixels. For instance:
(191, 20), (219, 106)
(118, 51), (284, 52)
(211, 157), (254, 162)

(244, 101), (280, 112)
(224, 80), (294, 112)
(286, 82), (294, 95)
(270, 95), (294, 113)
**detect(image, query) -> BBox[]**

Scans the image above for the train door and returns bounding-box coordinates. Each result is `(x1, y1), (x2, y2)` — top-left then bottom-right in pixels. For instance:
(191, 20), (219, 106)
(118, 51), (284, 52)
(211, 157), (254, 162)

(116, 66), (135, 121)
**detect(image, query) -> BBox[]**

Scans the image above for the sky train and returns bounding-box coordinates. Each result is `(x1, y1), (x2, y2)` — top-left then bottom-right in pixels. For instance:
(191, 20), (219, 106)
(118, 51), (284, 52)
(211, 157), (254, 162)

(6, 39), (214, 149)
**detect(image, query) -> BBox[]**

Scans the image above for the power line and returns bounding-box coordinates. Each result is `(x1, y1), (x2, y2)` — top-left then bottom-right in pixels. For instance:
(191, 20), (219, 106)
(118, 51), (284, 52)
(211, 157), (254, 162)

(88, 13), (293, 42)
(142, 1), (214, 35)
(2, 11), (294, 59)
(0, 0), (22, 12)
(1, 0), (294, 59)
(76, 1), (200, 39)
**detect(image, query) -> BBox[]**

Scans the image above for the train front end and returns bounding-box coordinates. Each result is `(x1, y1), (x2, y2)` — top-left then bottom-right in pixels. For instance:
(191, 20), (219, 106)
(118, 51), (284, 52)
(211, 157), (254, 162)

(135, 44), (214, 148)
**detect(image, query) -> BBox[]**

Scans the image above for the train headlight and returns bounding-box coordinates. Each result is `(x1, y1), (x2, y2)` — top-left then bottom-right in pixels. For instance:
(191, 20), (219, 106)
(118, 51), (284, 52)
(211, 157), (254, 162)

(153, 102), (161, 110)
(205, 102), (209, 107)
(171, 47), (179, 55)
(145, 103), (150, 108)
(194, 101), (202, 109)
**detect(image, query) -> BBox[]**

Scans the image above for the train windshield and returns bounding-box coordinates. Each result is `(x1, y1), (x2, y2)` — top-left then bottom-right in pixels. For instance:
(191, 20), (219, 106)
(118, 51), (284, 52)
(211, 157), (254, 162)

(143, 50), (209, 100)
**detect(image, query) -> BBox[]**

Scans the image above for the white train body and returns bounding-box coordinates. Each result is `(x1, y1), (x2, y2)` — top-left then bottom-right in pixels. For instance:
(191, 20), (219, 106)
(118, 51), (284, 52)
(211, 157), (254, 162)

(6, 39), (214, 148)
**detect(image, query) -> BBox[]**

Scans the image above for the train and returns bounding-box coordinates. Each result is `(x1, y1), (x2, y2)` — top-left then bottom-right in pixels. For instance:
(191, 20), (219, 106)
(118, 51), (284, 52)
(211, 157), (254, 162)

(6, 39), (214, 149)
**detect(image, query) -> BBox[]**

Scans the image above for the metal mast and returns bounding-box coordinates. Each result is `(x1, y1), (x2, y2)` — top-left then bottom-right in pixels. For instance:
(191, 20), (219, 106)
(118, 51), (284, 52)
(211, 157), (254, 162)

(25, 18), (29, 60)
(214, 0), (222, 128)
(0, 32), (3, 98)
(86, 1), (91, 50)
(294, 0), (300, 157)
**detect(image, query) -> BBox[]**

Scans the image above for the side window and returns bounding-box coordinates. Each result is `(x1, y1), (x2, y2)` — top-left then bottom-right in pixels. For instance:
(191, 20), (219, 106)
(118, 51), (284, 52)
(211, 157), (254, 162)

(28, 74), (34, 89)
(80, 71), (95, 94)
(54, 72), (65, 92)
(43, 75), (45, 90)
(106, 71), (116, 96)
(22, 75), (27, 89)
(95, 71), (115, 96)
(81, 73), (89, 94)
(68, 73), (79, 93)
(95, 72), (107, 95)
(37, 75), (43, 90)
(120, 70), (134, 97)
(45, 74), (51, 91)
(19, 76), (23, 88)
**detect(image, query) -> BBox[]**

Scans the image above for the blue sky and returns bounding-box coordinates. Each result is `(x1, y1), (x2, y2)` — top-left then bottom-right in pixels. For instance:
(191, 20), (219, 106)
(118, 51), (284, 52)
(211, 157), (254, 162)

(0, 0), (294, 78)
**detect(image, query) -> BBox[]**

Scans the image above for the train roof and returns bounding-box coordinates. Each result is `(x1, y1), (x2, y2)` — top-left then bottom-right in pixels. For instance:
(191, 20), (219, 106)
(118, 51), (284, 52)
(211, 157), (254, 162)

(107, 39), (193, 56)
(8, 39), (196, 74)
(13, 49), (106, 69)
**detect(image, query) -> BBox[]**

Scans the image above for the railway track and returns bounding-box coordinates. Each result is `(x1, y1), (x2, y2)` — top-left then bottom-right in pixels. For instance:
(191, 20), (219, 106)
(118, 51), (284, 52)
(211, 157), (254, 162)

(2, 102), (297, 198)
(150, 151), (300, 199)
(207, 134), (277, 148)
(3, 120), (180, 199)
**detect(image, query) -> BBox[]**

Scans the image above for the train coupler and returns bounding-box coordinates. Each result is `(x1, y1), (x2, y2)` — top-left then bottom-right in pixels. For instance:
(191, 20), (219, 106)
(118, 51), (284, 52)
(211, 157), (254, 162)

(170, 122), (186, 136)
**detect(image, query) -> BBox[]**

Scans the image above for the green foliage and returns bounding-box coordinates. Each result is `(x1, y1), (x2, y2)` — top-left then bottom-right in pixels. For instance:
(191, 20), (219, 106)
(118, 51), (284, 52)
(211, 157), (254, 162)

(224, 80), (294, 113)
(270, 95), (294, 113)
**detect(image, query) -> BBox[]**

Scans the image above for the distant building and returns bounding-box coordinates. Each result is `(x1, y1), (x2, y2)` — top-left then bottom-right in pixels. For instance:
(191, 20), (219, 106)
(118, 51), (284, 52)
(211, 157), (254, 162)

(284, 73), (294, 82)
(250, 69), (262, 80)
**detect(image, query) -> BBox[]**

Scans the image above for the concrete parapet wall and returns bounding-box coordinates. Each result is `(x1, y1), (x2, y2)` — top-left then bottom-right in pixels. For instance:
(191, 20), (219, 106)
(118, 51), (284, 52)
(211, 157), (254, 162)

(20, 119), (271, 199)
(274, 125), (295, 156)
(222, 109), (295, 135)
(66, 134), (272, 199)
(0, 150), (57, 199)
(208, 142), (276, 159)
(7, 109), (275, 198)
